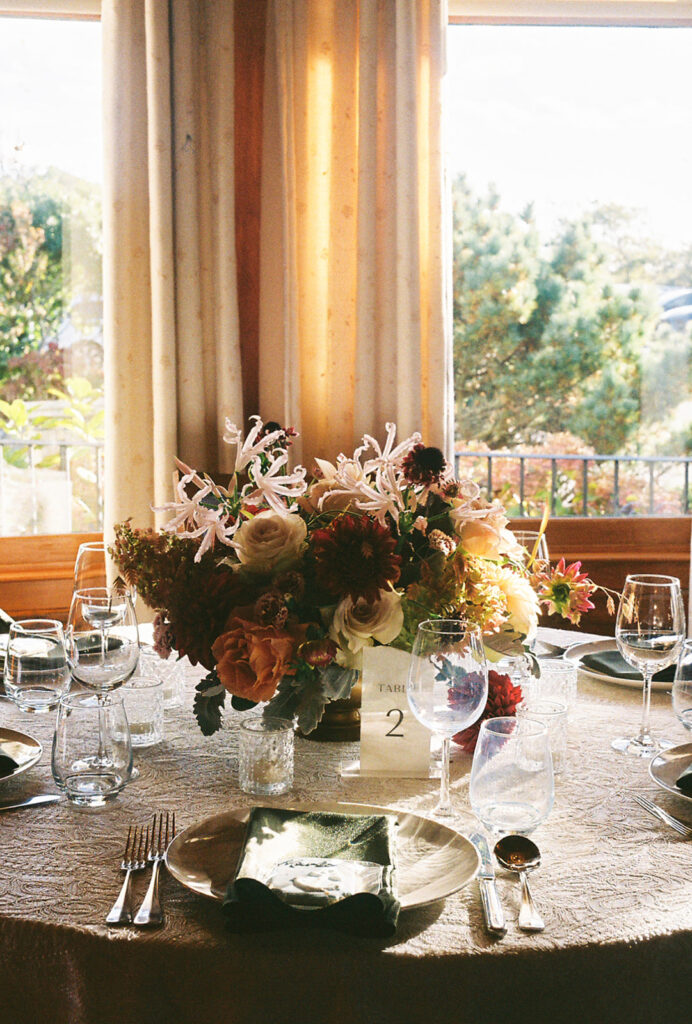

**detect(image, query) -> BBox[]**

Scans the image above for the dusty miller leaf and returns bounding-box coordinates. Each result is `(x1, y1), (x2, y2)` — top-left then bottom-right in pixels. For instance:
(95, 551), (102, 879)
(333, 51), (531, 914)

(193, 671), (226, 736)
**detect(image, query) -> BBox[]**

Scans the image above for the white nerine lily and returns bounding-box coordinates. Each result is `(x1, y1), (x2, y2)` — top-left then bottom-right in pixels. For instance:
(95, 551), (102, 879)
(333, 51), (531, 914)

(223, 414), (287, 474)
(358, 422), (422, 476)
(243, 452), (308, 515)
(153, 471), (238, 561)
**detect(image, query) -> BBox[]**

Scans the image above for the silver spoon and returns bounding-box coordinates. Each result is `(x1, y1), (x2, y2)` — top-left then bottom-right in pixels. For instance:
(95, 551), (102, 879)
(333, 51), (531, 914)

(494, 834), (545, 932)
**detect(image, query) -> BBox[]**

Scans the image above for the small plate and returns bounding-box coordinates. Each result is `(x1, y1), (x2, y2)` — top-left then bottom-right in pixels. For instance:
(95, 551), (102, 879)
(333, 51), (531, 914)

(165, 801), (480, 911)
(649, 742), (692, 804)
(563, 638), (671, 691)
(0, 728), (42, 781)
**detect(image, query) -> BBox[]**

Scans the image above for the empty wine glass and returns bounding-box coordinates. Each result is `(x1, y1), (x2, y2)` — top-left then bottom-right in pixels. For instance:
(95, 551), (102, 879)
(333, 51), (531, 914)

(469, 717), (554, 835)
(512, 530), (550, 572)
(66, 587), (140, 699)
(614, 574), (685, 757)
(3, 619), (71, 713)
(74, 541), (136, 603)
(406, 620), (488, 817)
(672, 639), (692, 731)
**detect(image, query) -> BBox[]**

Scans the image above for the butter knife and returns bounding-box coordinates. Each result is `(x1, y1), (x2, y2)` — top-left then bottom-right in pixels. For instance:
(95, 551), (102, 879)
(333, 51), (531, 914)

(470, 831), (506, 936)
(0, 794), (62, 812)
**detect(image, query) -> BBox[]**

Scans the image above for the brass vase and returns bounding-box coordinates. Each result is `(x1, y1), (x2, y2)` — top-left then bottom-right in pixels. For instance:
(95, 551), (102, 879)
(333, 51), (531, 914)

(302, 680), (362, 742)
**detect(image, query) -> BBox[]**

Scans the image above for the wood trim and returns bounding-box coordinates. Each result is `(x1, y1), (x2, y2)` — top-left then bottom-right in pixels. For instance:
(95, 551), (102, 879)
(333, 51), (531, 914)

(512, 516), (691, 634)
(234, 0), (268, 427)
(0, 532), (100, 621)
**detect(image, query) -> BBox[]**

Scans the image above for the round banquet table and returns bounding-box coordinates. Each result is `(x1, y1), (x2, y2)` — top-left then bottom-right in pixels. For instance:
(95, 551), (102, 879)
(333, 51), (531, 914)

(0, 627), (691, 1024)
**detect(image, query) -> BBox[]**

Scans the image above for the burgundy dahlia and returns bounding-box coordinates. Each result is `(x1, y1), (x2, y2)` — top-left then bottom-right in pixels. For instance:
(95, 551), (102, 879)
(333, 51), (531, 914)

(312, 514), (401, 604)
(452, 670), (523, 754)
(401, 444), (448, 487)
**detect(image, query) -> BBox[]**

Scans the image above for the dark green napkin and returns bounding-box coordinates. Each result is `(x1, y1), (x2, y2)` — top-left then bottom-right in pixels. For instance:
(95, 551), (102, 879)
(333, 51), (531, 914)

(0, 754), (19, 779)
(581, 650), (676, 683)
(676, 762), (692, 795)
(223, 807), (400, 937)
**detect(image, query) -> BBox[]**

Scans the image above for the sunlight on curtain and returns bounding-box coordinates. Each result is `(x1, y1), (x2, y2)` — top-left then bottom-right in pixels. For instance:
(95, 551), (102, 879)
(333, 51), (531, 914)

(260, 0), (452, 468)
(102, 0), (243, 538)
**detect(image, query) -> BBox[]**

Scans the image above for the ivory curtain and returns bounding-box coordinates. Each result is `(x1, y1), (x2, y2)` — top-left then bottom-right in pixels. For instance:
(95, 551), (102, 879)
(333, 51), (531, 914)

(259, 0), (452, 468)
(101, 0), (243, 536)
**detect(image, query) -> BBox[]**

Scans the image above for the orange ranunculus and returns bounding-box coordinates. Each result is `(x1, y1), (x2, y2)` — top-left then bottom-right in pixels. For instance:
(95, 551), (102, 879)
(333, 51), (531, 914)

(211, 616), (297, 703)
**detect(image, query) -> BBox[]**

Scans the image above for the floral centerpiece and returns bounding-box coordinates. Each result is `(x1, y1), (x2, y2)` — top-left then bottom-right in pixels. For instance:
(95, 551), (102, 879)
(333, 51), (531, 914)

(111, 417), (599, 737)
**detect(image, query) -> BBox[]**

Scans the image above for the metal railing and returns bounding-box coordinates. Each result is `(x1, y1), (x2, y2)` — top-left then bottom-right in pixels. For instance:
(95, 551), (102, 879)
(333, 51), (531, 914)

(0, 437), (104, 535)
(454, 449), (692, 517)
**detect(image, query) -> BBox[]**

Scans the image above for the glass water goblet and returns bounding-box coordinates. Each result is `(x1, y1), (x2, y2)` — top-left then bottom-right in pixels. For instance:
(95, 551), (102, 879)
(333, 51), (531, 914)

(66, 587), (140, 698)
(512, 530), (550, 572)
(672, 639), (692, 732)
(406, 620), (488, 817)
(469, 717), (554, 835)
(3, 619), (71, 713)
(614, 574), (685, 757)
(74, 541), (136, 603)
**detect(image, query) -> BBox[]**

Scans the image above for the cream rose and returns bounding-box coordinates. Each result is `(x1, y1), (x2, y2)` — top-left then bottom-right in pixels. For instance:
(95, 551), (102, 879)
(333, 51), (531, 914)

(458, 520), (504, 559)
(495, 566), (540, 640)
(232, 510), (307, 573)
(330, 588), (404, 654)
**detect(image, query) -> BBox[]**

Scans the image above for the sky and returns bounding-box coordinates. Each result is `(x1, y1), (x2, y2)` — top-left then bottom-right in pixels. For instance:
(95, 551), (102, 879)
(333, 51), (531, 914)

(447, 25), (692, 248)
(0, 17), (102, 184)
(0, 19), (691, 249)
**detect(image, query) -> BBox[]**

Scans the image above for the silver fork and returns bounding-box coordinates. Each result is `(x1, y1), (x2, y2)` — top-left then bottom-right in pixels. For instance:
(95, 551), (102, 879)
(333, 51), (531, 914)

(106, 824), (148, 925)
(134, 811), (176, 926)
(633, 794), (692, 838)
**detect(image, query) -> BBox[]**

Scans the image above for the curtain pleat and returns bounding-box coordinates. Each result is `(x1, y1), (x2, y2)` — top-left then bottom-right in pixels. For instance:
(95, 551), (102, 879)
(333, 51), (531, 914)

(260, 0), (451, 469)
(102, 0), (243, 538)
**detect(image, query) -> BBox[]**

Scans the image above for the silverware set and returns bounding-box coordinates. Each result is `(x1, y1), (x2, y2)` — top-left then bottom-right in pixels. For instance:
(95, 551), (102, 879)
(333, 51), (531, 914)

(633, 794), (692, 838)
(106, 811), (176, 926)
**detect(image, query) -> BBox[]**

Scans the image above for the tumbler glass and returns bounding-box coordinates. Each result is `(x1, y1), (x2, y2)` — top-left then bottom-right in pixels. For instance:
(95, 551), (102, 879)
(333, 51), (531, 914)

(52, 691), (134, 806)
(3, 619), (71, 713)
(469, 716), (554, 835)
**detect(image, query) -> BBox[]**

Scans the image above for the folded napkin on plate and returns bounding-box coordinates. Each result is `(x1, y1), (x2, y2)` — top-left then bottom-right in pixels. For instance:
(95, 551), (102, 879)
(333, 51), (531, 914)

(223, 806), (400, 937)
(0, 754), (19, 778)
(675, 762), (692, 795)
(581, 650), (676, 683)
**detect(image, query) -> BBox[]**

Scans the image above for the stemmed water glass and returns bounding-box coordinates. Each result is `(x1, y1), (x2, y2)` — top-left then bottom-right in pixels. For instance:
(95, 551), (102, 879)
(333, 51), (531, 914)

(66, 587), (140, 698)
(406, 620), (488, 817)
(74, 541), (136, 603)
(614, 574), (685, 757)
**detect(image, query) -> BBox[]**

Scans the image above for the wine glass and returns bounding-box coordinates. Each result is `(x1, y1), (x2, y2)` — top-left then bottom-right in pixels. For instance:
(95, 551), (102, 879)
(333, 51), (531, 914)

(672, 639), (692, 731)
(513, 530), (550, 572)
(74, 541), (136, 603)
(66, 587), (140, 699)
(614, 574), (685, 757)
(406, 620), (488, 817)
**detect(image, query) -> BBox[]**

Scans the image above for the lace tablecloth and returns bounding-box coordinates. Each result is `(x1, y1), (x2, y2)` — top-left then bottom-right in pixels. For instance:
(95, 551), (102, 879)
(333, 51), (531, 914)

(1, 628), (691, 1024)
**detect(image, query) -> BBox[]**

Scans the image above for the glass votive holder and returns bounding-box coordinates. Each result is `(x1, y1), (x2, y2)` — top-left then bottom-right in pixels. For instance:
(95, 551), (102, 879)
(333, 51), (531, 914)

(138, 646), (185, 708)
(238, 716), (294, 796)
(537, 659), (578, 708)
(51, 691), (133, 807)
(121, 674), (165, 747)
(518, 698), (568, 774)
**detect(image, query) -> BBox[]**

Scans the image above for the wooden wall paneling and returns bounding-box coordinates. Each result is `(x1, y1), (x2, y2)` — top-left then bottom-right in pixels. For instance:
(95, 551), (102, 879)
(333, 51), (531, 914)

(511, 517), (692, 635)
(0, 532), (100, 622)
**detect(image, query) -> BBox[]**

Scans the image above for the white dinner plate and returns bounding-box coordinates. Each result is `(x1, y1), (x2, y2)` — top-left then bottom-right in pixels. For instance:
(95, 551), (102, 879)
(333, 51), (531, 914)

(649, 742), (692, 805)
(165, 801), (480, 911)
(0, 728), (42, 782)
(563, 638), (672, 691)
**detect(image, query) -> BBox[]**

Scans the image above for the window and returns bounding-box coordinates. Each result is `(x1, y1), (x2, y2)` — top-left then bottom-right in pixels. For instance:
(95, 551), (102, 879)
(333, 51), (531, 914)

(0, 4), (103, 537)
(449, 2), (692, 518)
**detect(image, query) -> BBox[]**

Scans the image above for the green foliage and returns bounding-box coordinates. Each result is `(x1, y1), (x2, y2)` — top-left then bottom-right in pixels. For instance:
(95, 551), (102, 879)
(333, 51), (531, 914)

(453, 175), (660, 454)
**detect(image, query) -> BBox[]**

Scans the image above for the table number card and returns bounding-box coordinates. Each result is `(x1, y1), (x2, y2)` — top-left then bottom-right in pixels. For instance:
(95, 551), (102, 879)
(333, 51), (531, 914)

(356, 645), (431, 777)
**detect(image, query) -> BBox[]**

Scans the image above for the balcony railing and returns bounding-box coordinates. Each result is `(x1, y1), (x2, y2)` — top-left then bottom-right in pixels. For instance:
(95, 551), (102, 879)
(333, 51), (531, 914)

(0, 437), (104, 535)
(454, 449), (692, 517)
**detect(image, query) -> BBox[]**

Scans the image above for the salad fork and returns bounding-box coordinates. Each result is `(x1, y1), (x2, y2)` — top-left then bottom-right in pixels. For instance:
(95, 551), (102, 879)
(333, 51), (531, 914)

(106, 824), (148, 925)
(134, 811), (176, 926)
(633, 794), (692, 838)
